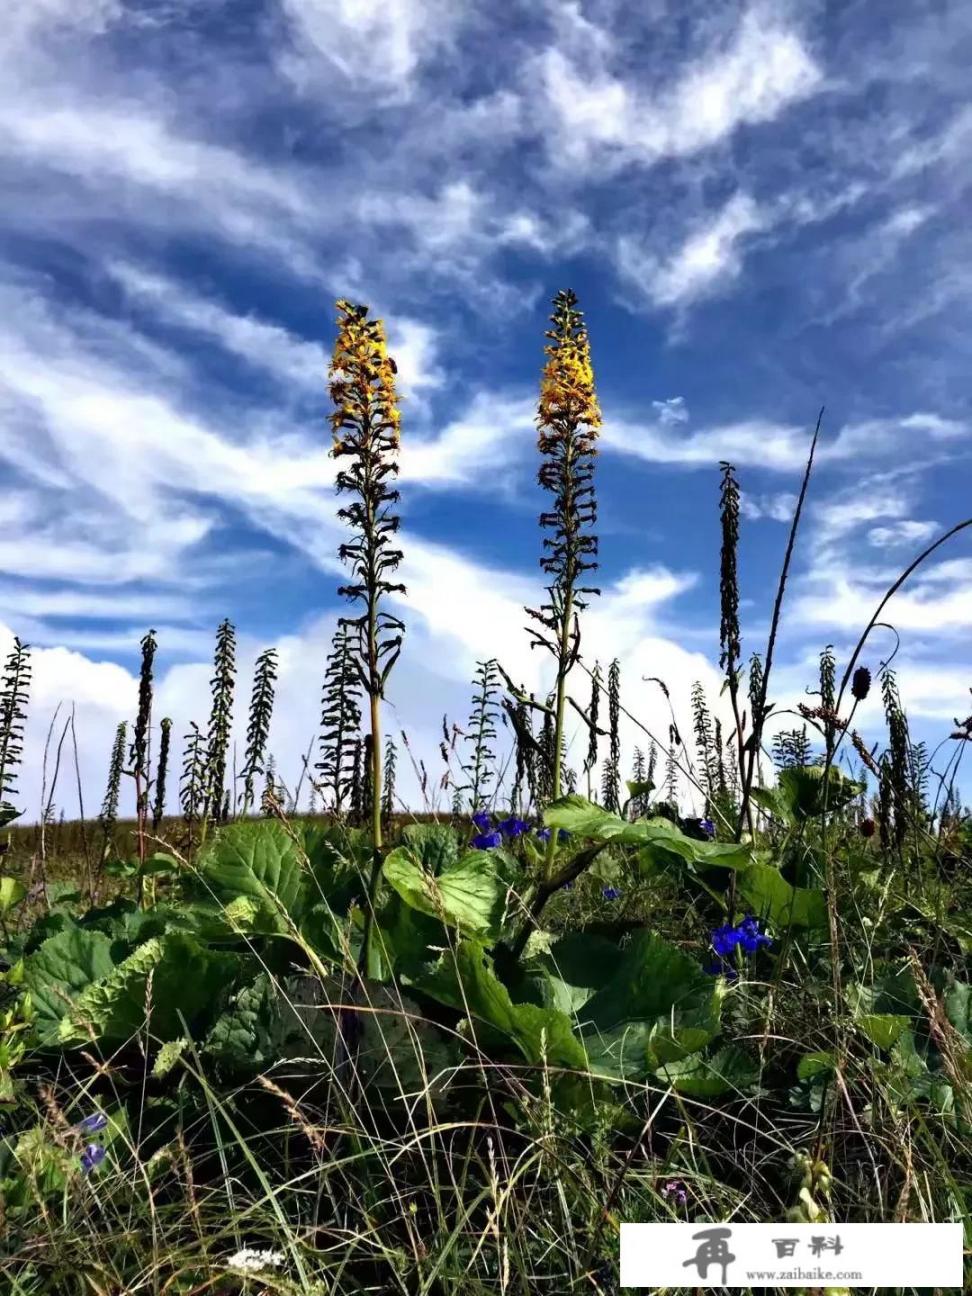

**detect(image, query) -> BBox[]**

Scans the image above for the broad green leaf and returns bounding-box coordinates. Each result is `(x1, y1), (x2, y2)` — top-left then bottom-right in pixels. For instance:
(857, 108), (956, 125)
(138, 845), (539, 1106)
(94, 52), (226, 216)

(857, 1013), (909, 1050)
(205, 972), (287, 1069)
(23, 929), (116, 1045)
(777, 765), (865, 820)
(531, 931), (624, 1017)
(848, 971), (921, 1051)
(656, 1045), (761, 1097)
(57, 932), (241, 1046)
(193, 820), (306, 932)
(399, 823), (460, 876)
(207, 970), (457, 1097)
(578, 932), (723, 1079)
(138, 852), (181, 877)
(797, 1050), (836, 1082)
(383, 847), (515, 942)
(736, 863), (828, 928)
(544, 795), (752, 869)
(373, 892), (447, 981)
(0, 876), (26, 914)
(944, 979), (972, 1048)
(408, 939), (590, 1073)
(750, 784), (791, 824)
(302, 823), (368, 912)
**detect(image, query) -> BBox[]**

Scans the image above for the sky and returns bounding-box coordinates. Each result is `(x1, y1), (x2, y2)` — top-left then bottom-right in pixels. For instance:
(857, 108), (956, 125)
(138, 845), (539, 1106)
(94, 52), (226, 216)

(1, 0), (971, 826)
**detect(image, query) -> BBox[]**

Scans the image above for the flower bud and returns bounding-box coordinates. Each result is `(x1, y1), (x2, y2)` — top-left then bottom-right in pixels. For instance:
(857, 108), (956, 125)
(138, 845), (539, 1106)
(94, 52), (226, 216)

(851, 666), (871, 701)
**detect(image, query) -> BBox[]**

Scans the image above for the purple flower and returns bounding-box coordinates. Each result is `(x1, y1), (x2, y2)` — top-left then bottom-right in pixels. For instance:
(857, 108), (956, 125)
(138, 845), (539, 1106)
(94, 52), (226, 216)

(497, 816), (529, 839)
(561, 880), (574, 891)
(76, 1112), (107, 1134)
(705, 957), (738, 980)
(601, 886), (621, 901)
(80, 1144), (106, 1175)
(700, 818), (715, 838)
(710, 923), (740, 958)
(471, 811), (492, 833)
(558, 829), (571, 842)
(472, 830), (502, 850)
(536, 827), (551, 842)
(737, 914), (772, 954)
(709, 914), (771, 965)
(661, 1179), (688, 1207)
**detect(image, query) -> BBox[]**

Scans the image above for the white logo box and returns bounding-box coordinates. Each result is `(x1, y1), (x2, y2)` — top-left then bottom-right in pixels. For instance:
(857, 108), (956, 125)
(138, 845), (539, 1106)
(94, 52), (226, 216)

(620, 1221), (965, 1288)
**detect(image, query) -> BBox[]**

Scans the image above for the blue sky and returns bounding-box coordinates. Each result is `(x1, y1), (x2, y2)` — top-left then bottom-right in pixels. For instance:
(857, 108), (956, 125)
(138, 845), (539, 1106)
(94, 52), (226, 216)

(1, 0), (970, 822)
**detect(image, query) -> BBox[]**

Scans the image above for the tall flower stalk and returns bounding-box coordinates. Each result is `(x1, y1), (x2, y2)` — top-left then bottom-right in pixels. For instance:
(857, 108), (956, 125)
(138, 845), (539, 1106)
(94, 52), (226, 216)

(0, 636), (31, 831)
(459, 658), (501, 814)
(719, 462), (747, 827)
(151, 717), (172, 832)
(691, 681), (718, 813)
(203, 620), (236, 839)
(129, 629), (157, 896)
(180, 722), (206, 849)
(601, 658), (621, 813)
(381, 735), (397, 830)
(317, 623), (363, 818)
(583, 659), (602, 802)
(524, 289), (601, 871)
(327, 298), (405, 974)
(99, 721), (127, 861)
(240, 648), (278, 816)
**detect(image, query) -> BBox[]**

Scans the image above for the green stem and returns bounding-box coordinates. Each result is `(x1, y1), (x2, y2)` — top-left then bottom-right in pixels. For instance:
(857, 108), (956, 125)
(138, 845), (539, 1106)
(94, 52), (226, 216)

(543, 583), (575, 879)
(359, 446), (385, 980)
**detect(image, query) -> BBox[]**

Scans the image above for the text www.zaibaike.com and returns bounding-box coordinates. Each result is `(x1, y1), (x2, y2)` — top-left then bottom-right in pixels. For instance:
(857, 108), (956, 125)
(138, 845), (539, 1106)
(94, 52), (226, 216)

(745, 1268), (863, 1281)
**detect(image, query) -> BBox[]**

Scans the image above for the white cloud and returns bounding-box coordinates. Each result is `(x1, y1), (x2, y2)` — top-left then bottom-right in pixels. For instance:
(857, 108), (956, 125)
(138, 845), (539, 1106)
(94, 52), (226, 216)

(868, 520), (938, 548)
(1, 0), (121, 54)
(108, 262), (445, 406)
(740, 492), (799, 522)
(278, 0), (460, 102)
(535, 10), (821, 174)
(399, 391), (536, 488)
(616, 193), (769, 307)
(652, 397), (688, 426)
(601, 409), (969, 472)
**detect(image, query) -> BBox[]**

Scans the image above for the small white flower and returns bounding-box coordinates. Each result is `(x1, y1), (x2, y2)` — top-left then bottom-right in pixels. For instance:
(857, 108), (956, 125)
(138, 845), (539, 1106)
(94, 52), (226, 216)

(227, 1247), (286, 1273)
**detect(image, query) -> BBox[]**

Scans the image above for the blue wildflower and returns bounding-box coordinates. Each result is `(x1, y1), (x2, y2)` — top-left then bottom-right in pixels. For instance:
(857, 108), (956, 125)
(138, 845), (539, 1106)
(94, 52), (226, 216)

(472, 830), (502, 849)
(497, 816), (529, 838)
(710, 923), (740, 958)
(704, 957), (738, 981)
(80, 1144), (106, 1175)
(558, 829), (571, 842)
(737, 913), (772, 953)
(700, 818), (715, 838)
(471, 811), (492, 833)
(602, 886), (621, 901)
(535, 827), (551, 842)
(561, 880), (574, 891)
(77, 1112), (107, 1134)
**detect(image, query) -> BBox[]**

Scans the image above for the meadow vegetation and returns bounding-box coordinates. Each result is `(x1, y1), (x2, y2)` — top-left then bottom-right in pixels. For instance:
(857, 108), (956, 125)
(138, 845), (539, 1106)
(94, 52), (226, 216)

(0, 292), (970, 1295)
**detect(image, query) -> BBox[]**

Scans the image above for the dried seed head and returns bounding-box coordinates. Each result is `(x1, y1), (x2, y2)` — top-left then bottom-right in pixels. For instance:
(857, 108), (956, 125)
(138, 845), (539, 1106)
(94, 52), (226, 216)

(851, 666), (871, 701)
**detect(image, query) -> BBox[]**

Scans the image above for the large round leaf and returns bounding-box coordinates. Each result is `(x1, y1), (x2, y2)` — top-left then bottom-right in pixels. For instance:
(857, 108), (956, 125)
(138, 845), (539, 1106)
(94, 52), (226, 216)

(383, 846), (517, 942)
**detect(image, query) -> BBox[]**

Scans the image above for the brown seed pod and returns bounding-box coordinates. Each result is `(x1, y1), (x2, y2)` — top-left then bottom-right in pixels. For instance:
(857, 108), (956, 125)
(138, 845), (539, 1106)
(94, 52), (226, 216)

(851, 666), (871, 701)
